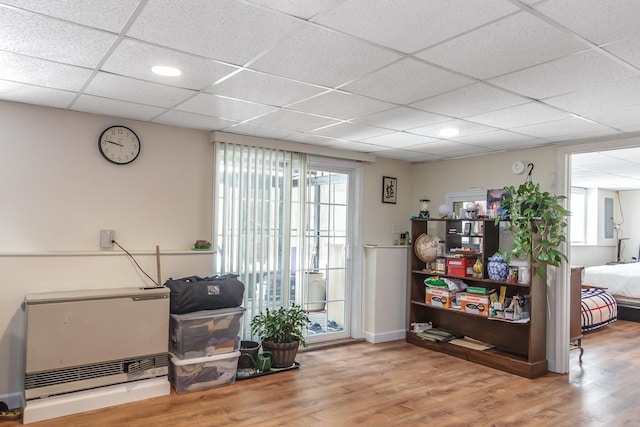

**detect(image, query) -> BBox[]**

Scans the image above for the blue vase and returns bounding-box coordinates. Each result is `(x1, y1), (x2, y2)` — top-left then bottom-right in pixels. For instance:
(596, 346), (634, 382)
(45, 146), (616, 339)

(487, 254), (509, 281)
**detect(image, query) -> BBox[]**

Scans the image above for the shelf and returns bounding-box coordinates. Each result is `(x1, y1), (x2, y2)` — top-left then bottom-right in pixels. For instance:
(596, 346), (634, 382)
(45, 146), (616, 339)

(406, 331), (547, 379)
(410, 300), (530, 325)
(410, 270), (531, 288)
(408, 217), (547, 379)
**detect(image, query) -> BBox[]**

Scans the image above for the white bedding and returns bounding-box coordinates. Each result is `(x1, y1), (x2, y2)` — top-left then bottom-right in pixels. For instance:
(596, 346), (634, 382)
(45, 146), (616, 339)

(583, 263), (640, 298)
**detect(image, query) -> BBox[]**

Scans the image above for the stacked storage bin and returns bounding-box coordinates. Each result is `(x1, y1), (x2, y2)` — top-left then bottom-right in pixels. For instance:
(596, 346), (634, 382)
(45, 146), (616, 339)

(165, 275), (245, 394)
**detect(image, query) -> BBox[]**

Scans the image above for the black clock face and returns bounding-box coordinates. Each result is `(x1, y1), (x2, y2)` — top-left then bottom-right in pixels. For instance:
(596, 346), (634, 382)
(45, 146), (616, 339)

(99, 126), (140, 165)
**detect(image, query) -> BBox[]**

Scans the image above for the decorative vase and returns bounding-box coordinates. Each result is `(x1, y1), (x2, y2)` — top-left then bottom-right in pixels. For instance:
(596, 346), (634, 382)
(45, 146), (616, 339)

(487, 253), (509, 281)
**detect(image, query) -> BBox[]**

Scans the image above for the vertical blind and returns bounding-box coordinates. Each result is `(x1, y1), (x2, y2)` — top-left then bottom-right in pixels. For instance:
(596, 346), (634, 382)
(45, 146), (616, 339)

(214, 141), (307, 339)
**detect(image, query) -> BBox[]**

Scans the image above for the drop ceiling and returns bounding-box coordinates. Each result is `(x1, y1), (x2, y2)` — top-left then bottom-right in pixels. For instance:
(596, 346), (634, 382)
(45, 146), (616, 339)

(2, 0), (640, 173)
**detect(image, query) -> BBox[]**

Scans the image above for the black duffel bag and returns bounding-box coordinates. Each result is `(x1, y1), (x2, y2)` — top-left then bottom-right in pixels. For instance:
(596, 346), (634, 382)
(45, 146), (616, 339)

(165, 274), (244, 314)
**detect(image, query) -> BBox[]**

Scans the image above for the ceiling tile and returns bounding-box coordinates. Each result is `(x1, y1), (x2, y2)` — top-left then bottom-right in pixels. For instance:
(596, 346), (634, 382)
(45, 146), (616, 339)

(313, 0), (517, 53)
(352, 106), (449, 131)
(288, 91), (395, 120)
(152, 110), (237, 130)
(511, 117), (615, 139)
(534, 0), (640, 45)
(207, 70), (326, 107)
(0, 7), (117, 68)
(177, 93), (277, 121)
(84, 72), (196, 108)
(248, 109), (340, 132)
(0, 51), (92, 91)
(411, 83), (528, 118)
(246, 0), (343, 20)
(127, 0), (304, 66)
(250, 24), (402, 88)
(604, 36), (640, 69)
(544, 129), (620, 143)
(472, 138), (548, 151)
(361, 132), (438, 149)
(342, 58), (474, 104)
(586, 105), (640, 129)
(450, 130), (538, 147)
(417, 12), (587, 79)
(311, 122), (394, 141)
(71, 94), (166, 121)
(103, 39), (239, 90)
(407, 140), (480, 156)
(408, 119), (498, 139)
(543, 76), (640, 116)
(326, 140), (388, 153)
(1, 0), (140, 32)
(224, 122), (294, 140)
(0, 80), (76, 108)
(603, 147), (640, 162)
(373, 149), (441, 162)
(466, 102), (572, 128)
(285, 132), (340, 146)
(489, 50), (636, 99)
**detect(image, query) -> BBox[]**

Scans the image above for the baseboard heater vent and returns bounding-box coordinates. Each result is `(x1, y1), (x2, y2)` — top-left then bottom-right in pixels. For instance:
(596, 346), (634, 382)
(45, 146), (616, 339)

(25, 353), (169, 399)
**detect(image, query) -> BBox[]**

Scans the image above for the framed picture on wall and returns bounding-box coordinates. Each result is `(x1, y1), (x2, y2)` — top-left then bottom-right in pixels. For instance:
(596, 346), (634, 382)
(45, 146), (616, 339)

(382, 176), (397, 204)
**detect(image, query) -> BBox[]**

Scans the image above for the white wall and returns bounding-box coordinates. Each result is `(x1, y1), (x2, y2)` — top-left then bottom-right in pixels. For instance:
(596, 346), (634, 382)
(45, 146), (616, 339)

(361, 157), (414, 245)
(0, 101), (216, 405)
(0, 100), (416, 405)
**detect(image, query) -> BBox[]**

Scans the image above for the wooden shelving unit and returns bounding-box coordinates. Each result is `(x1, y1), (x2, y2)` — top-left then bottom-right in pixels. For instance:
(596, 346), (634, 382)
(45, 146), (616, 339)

(407, 218), (547, 379)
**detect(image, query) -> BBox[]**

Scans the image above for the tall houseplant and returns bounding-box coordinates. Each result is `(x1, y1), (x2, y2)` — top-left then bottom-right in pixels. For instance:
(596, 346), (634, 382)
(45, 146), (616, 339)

(498, 181), (570, 277)
(251, 304), (309, 368)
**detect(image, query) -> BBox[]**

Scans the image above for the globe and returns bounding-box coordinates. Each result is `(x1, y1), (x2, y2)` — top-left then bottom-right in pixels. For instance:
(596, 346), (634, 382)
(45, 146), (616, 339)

(414, 233), (439, 263)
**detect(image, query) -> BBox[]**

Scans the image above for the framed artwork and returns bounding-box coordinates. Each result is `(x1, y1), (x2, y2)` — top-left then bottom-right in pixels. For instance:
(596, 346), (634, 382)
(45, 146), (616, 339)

(382, 176), (397, 204)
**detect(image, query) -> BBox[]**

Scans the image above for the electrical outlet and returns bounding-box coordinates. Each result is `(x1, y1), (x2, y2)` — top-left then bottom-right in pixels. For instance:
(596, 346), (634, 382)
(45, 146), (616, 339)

(392, 224), (401, 234)
(100, 230), (115, 248)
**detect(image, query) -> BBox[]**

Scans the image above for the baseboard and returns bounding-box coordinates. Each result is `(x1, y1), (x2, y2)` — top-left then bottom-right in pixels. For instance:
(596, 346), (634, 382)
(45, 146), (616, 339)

(0, 391), (22, 411)
(364, 329), (406, 344)
(23, 376), (170, 424)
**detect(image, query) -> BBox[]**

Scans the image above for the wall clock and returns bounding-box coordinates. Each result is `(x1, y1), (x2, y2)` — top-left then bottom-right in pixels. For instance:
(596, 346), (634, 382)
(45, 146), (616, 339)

(511, 160), (525, 175)
(98, 125), (140, 165)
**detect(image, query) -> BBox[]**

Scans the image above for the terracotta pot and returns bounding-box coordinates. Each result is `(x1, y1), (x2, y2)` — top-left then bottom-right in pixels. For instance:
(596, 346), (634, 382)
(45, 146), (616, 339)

(260, 340), (299, 368)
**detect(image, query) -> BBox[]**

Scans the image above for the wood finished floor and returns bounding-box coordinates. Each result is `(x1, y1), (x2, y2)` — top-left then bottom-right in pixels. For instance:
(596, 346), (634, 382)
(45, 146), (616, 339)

(11, 320), (640, 427)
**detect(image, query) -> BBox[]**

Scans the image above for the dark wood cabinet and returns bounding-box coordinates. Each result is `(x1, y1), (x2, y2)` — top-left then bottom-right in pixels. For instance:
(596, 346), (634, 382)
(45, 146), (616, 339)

(407, 218), (548, 379)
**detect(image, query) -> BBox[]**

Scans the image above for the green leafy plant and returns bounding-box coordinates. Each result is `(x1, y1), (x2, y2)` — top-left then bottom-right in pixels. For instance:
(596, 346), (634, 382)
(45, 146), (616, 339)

(497, 181), (570, 277)
(250, 304), (310, 347)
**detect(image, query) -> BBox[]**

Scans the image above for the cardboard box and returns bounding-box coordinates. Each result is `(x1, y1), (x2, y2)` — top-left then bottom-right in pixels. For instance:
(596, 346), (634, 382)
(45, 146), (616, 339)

(426, 287), (454, 308)
(446, 257), (476, 277)
(461, 293), (490, 316)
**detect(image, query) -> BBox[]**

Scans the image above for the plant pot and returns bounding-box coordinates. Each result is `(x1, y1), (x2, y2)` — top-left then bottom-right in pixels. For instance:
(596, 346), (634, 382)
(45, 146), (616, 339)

(261, 340), (299, 368)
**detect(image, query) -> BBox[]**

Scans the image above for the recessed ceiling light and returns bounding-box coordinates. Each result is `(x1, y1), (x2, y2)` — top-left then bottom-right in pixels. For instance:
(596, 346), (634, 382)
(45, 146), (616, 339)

(151, 65), (181, 77)
(438, 128), (460, 138)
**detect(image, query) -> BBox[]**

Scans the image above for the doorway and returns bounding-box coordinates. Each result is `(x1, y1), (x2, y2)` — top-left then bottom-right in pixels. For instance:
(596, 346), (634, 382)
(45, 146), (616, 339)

(296, 157), (362, 343)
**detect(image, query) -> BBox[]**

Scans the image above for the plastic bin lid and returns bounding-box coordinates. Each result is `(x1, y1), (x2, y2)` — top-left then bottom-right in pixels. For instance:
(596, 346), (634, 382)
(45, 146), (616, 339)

(170, 351), (241, 365)
(170, 306), (246, 320)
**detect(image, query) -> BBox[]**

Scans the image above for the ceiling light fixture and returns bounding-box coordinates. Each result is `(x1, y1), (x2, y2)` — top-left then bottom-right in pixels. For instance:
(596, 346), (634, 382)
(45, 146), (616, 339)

(151, 65), (182, 77)
(438, 128), (460, 138)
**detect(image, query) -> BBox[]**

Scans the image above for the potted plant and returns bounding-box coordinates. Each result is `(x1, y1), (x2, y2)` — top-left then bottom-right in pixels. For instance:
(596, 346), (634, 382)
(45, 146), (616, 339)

(250, 304), (310, 368)
(497, 181), (570, 277)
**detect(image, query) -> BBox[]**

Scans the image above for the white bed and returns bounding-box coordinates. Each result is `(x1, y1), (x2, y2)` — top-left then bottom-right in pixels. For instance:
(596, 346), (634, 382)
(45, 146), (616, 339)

(582, 262), (640, 299)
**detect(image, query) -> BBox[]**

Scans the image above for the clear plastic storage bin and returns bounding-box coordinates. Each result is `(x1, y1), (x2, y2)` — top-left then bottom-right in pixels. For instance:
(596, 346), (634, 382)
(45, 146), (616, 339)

(169, 351), (240, 394)
(170, 307), (245, 359)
